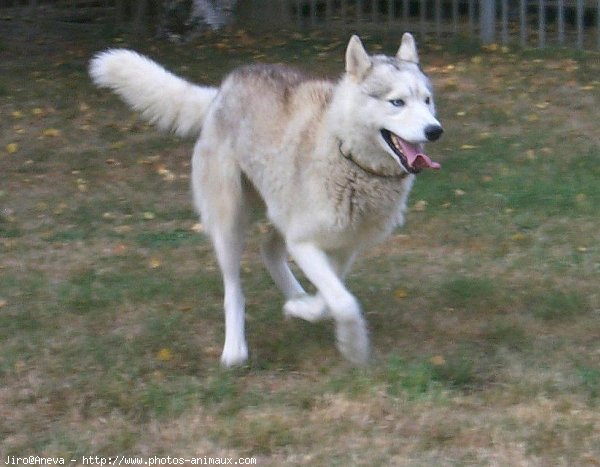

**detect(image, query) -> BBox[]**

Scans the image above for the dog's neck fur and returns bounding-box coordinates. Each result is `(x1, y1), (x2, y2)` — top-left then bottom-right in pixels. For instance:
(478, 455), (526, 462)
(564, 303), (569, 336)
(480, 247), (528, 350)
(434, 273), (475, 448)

(337, 139), (408, 179)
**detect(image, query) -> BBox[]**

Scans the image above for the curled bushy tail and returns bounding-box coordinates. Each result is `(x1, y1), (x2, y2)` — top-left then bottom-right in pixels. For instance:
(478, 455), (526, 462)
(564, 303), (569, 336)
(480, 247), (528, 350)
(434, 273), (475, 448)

(89, 49), (218, 137)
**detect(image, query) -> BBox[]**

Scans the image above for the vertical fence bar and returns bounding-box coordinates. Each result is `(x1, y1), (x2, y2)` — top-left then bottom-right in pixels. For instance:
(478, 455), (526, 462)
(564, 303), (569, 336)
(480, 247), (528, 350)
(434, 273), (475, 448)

(468, 0), (475, 36)
(480, 0), (495, 44)
(576, 0), (584, 48)
(295, 0), (301, 28)
(520, 0), (527, 47)
(325, 0), (332, 24)
(387, 0), (395, 27)
(452, 0), (458, 34)
(598, 0), (600, 49)
(419, 0), (426, 36)
(435, 0), (441, 37)
(557, 0), (565, 45)
(538, 0), (546, 47)
(501, 0), (508, 44)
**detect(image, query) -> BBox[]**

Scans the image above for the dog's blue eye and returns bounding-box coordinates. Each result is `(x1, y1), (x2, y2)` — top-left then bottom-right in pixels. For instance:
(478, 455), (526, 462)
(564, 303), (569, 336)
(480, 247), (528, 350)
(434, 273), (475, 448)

(389, 99), (405, 107)
(425, 97), (431, 105)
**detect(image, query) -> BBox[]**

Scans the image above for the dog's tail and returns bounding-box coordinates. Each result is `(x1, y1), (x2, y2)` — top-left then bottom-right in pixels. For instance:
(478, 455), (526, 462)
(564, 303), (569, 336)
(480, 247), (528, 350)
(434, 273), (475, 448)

(89, 49), (218, 137)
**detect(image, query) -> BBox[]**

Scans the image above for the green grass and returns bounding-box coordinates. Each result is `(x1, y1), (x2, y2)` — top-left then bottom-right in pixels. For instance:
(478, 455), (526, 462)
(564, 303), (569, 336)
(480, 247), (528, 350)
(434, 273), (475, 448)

(1, 24), (599, 465)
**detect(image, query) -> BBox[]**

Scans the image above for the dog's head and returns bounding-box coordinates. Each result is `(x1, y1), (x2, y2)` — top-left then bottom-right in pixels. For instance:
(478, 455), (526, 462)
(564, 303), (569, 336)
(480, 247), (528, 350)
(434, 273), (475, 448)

(343, 33), (443, 173)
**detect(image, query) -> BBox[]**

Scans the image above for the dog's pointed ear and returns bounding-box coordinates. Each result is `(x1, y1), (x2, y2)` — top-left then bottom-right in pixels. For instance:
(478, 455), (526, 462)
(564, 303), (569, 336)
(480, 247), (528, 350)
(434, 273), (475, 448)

(346, 35), (371, 80)
(397, 32), (419, 64)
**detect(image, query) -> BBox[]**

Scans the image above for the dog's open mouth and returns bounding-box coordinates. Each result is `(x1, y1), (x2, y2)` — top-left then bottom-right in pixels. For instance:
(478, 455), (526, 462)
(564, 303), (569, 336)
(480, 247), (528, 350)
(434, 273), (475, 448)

(381, 130), (441, 173)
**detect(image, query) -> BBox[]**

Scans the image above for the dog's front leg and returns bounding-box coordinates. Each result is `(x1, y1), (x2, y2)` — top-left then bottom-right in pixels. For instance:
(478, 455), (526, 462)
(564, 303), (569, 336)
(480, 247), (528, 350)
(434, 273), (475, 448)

(286, 242), (369, 365)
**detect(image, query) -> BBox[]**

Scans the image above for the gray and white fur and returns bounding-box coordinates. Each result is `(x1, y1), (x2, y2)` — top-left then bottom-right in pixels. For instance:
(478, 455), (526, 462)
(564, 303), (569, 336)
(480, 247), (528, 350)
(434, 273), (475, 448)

(89, 33), (443, 366)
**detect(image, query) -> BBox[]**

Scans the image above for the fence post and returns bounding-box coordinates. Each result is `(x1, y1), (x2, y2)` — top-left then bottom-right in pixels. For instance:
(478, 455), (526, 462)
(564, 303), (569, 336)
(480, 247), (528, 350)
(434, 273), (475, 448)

(480, 0), (496, 44)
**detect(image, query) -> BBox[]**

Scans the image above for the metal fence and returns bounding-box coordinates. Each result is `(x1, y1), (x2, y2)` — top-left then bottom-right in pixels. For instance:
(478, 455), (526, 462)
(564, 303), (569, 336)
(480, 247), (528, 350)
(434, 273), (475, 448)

(284, 0), (600, 49)
(1, 1), (599, 49)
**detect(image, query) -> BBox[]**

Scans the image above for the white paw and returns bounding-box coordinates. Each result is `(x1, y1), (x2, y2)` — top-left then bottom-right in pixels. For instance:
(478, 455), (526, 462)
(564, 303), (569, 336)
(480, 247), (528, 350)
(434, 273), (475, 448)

(284, 294), (330, 322)
(220, 342), (249, 367)
(335, 316), (369, 366)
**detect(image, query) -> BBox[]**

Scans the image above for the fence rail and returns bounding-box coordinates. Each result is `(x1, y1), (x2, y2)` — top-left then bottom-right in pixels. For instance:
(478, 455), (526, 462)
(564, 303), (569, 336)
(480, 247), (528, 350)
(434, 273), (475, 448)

(285, 0), (600, 49)
(1, 0), (599, 50)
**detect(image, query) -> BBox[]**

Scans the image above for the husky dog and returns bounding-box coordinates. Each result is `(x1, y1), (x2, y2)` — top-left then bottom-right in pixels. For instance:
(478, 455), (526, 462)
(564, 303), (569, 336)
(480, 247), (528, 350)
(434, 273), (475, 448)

(89, 33), (443, 367)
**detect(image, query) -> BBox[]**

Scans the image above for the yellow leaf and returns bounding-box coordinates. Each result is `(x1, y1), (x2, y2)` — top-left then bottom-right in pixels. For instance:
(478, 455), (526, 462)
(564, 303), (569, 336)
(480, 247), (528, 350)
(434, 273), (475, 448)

(394, 288), (408, 300)
(11, 110), (23, 119)
(454, 189), (466, 197)
(413, 200), (428, 212)
(143, 212), (156, 220)
(460, 144), (478, 150)
(431, 355), (446, 366)
(32, 107), (44, 116)
(6, 143), (18, 154)
(43, 128), (61, 137)
(511, 233), (527, 242)
(149, 258), (161, 269)
(157, 348), (173, 361)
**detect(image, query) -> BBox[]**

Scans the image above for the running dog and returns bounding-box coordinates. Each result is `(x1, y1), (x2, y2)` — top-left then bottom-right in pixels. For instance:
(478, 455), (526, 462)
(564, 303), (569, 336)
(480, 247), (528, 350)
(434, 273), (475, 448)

(89, 33), (443, 366)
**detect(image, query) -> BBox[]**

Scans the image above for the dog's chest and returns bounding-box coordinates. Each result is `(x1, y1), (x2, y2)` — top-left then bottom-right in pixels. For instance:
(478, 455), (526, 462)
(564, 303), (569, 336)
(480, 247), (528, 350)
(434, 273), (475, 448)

(329, 169), (413, 236)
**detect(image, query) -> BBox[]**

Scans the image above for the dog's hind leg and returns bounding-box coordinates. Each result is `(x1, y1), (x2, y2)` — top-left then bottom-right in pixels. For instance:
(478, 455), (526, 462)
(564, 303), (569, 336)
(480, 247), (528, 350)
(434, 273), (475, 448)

(260, 228), (305, 299)
(192, 141), (249, 367)
(285, 242), (368, 365)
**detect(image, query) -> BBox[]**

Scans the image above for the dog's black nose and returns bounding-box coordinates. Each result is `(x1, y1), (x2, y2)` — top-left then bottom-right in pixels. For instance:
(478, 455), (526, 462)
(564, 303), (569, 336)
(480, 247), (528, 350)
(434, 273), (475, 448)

(425, 125), (444, 142)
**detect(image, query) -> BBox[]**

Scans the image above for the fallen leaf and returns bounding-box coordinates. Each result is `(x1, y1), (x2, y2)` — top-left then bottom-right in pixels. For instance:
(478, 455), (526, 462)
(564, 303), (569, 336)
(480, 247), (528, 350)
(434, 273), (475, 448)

(394, 288), (408, 299)
(11, 110), (23, 119)
(157, 348), (173, 361)
(460, 144), (478, 150)
(191, 223), (204, 233)
(113, 244), (127, 254)
(6, 143), (18, 154)
(149, 258), (161, 269)
(42, 128), (61, 137)
(143, 212), (156, 220)
(413, 200), (428, 212)
(431, 355), (446, 366)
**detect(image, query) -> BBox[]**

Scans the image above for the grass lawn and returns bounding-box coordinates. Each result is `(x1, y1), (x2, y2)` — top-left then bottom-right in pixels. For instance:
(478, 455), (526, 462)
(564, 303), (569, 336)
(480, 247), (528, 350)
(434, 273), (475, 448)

(1, 22), (599, 465)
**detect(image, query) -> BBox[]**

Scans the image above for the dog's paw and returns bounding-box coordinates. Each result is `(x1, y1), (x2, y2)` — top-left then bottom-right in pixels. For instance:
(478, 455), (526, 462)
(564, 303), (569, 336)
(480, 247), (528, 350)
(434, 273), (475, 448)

(284, 294), (330, 322)
(220, 342), (249, 367)
(335, 316), (369, 366)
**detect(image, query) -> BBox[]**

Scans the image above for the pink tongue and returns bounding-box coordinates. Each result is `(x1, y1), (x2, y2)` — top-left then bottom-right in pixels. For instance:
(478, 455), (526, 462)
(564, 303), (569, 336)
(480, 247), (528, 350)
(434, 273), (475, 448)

(398, 139), (441, 170)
